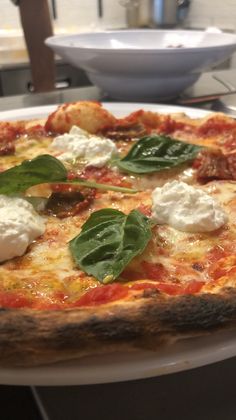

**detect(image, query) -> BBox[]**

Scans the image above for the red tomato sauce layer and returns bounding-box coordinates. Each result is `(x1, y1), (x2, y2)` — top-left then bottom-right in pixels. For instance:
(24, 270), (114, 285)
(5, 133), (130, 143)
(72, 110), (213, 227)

(0, 282), (205, 310)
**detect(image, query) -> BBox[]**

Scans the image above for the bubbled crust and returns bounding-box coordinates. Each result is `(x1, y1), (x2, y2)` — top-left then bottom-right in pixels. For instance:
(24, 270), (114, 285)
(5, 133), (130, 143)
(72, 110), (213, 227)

(1, 288), (236, 366)
(44, 101), (116, 134)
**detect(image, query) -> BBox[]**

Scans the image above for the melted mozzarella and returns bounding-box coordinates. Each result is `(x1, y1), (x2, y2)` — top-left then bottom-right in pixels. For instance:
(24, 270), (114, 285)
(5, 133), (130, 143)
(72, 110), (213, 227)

(0, 195), (45, 262)
(51, 125), (118, 168)
(151, 181), (228, 232)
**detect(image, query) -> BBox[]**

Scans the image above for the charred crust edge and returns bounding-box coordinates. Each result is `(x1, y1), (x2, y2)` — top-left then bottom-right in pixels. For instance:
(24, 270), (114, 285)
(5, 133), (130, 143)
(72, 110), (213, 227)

(1, 288), (236, 366)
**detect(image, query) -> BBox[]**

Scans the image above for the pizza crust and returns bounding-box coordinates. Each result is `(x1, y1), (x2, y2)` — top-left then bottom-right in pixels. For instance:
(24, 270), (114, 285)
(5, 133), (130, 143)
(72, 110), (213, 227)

(1, 288), (236, 366)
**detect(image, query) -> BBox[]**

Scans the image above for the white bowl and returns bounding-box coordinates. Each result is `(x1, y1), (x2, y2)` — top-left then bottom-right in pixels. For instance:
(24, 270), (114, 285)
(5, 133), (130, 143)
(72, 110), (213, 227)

(46, 30), (236, 101)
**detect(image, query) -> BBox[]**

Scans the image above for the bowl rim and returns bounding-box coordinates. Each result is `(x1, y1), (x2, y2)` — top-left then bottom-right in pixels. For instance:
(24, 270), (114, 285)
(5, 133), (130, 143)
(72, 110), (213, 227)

(45, 29), (236, 54)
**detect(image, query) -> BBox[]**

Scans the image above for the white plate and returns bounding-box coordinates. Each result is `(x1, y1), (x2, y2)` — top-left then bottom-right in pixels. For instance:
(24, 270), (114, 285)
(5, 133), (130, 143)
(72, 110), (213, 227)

(0, 102), (211, 121)
(0, 102), (234, 386)
(1, 328), (236, 386)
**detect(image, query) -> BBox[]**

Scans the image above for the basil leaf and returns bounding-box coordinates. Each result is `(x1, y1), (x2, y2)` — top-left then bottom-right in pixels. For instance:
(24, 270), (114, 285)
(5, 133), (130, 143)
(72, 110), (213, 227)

(59, 179), (138, 194)
(69, 208), (152, 283)
(0, 154), (67, 195)
(116, 135), (203, 174)
(24, 196), (49, 211)
(0, 154), (137, 195)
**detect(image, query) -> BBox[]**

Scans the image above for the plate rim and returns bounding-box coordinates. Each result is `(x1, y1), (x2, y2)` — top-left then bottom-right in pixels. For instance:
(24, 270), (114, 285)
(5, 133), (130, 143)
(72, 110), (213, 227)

(0, 102), (212, 121)
(45, 29), (236, 54)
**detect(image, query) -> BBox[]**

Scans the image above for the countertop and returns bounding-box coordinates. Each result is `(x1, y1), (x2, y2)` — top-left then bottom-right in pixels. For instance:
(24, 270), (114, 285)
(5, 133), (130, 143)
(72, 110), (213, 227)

(0, 85), (102, 112)
(1, 68), (236, 114)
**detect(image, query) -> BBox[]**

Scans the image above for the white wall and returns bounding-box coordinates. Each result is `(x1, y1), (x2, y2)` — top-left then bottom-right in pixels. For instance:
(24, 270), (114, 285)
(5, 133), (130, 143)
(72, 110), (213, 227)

(52, 0), (126, 32)
(0, 0), (126, 33)
(185, 0), (236, 32)
(0, 0), (21, 30)
(2, 0), (236, 33)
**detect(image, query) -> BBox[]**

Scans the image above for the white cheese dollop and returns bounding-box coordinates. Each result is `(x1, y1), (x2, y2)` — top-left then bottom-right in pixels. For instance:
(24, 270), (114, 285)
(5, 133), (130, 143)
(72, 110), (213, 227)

(51, 125), (118, 168)
(0, 195), (45, 262)
(151, 180), (228, 233)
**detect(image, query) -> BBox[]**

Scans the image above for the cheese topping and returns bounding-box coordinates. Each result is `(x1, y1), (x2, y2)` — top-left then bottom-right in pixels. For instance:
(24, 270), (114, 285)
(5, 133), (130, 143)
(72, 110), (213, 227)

(51, 125), (118, 168)
(1, 104), (236, 311)
(151, 180), (228, 232)
(178, 167), (195, 183)
(0, 195), (45, 262)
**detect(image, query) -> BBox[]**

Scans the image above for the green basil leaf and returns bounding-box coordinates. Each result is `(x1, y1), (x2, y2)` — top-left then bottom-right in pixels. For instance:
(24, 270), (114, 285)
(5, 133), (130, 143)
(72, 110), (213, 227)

(24, 196), (49, 212)
(0, 154), (138, 195)
(69, 208), (152, 283)
(116, 135), (203, 174)
(0, 154), (67, 195)
(59, 179), (138, 194)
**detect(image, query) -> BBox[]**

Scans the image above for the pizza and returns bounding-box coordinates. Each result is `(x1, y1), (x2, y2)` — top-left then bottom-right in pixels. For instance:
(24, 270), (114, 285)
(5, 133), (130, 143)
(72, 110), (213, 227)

(1, 100), (236, 367)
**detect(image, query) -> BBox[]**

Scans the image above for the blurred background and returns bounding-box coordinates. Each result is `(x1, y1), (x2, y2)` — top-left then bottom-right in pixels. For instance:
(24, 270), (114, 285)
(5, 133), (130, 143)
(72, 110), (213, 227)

(1, 0), (236, 96)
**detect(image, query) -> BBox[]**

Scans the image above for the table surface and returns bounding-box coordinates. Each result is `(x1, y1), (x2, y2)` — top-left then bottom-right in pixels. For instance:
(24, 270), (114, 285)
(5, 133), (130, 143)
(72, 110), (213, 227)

(34, 357), (236, 420)
(1, 71), (236, 420)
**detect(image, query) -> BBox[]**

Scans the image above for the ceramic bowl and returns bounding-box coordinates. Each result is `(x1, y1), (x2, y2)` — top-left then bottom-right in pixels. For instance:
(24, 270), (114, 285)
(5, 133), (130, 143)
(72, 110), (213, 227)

(46, 30), (236, 101)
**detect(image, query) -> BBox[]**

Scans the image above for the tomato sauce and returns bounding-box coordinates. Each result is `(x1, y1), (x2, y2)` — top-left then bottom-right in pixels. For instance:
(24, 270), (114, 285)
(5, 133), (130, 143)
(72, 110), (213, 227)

(73, 283), (129, 307)
(129, 280), (205, 296)
(0, 292), (32, 309)
(157, 116), (188, 135)
(79, 166), (132, 188)
(197, 117), (236, 137)
(140, 261), (169, 281)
